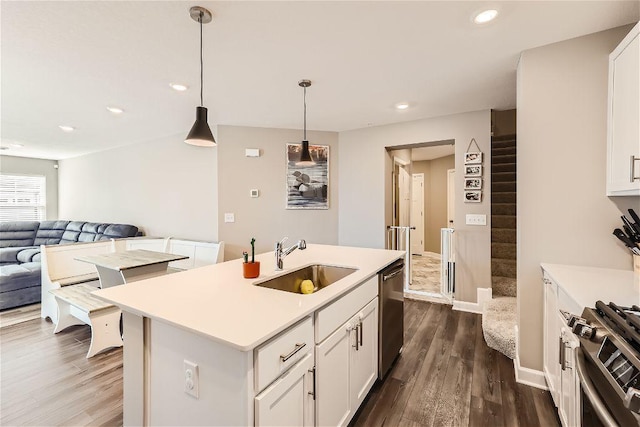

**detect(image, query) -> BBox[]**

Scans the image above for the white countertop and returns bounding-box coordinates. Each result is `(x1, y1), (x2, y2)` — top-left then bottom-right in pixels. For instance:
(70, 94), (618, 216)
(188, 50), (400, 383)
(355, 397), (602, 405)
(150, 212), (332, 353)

(94, 244), (404, 351)
(541, 263), (638, 310)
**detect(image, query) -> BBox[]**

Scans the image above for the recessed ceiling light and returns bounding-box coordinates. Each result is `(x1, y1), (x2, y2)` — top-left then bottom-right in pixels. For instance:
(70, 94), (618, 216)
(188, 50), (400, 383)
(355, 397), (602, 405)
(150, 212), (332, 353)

(474, 9), (498, 24)
(59, 125), (75, 132)
(395, 103), (410, 110)
(106, 106), (124, 114)
(170, 83), (188, 91)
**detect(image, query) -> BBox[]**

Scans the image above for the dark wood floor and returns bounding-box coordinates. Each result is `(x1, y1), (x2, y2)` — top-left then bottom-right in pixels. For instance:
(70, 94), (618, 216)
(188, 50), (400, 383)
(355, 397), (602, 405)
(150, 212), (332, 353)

(1, 300), (559, 426)
(350, 300), (560, 427)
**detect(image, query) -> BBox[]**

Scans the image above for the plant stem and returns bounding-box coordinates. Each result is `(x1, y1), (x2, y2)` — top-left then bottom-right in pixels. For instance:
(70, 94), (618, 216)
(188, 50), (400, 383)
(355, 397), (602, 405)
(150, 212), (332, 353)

(250, 238), (256, 263)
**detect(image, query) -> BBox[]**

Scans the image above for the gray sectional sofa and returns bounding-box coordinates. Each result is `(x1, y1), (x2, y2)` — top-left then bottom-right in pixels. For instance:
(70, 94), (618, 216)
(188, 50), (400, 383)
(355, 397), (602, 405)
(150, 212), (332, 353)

(0, 220), (138, 310)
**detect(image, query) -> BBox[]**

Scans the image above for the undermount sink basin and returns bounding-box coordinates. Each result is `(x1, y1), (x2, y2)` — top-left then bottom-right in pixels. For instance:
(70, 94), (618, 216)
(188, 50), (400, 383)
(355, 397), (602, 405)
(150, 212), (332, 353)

(255, 264), (358, 294)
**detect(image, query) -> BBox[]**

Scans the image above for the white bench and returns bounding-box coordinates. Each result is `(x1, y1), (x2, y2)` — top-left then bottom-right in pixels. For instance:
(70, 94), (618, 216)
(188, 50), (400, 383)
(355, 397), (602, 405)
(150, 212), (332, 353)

(120, 237), (225, 270)
(50, 283), (122, 358)
(41, 240), (116, 324)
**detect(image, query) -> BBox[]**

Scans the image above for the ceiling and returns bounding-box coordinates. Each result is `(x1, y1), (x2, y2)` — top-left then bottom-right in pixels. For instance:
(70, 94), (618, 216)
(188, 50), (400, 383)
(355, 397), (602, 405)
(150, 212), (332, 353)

(1, 1), (638, 160)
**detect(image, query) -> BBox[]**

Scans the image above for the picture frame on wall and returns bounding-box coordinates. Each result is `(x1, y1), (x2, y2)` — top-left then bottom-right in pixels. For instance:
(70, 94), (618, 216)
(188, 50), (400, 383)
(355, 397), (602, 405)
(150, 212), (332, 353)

(286, 143), (329, 209)
(464, 152), (482, 164)
(464, 178), (482, 190)
(464, 165), (482, 177)
(464, 191), (482, 203)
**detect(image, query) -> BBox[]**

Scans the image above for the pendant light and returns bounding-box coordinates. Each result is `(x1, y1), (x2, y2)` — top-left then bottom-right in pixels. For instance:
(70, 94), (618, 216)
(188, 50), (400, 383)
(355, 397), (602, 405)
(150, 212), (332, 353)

(185, 6), (216, 147)
(296, 79), (315, 166)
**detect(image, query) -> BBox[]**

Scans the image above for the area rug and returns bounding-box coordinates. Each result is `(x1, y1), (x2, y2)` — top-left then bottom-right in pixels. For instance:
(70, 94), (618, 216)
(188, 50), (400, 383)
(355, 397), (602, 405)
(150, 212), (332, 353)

(410, 251), (441, 294)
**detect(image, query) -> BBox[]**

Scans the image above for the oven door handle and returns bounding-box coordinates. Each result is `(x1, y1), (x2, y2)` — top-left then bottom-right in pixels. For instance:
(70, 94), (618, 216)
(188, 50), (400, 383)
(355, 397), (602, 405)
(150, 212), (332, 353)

(575, 347), (619, 427)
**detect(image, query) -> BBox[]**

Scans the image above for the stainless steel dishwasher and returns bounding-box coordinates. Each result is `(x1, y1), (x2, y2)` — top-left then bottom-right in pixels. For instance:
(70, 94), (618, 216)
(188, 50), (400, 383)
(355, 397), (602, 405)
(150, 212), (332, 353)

(378, 258), (405, 379)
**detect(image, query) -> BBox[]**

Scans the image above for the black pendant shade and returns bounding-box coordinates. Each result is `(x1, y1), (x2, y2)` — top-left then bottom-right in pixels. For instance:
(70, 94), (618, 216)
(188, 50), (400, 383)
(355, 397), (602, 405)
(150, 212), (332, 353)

(185, 6), (216, 147)
(185, 106), (216, 146)
(299, 140), (313, 164)
(296, 79), (316, 166)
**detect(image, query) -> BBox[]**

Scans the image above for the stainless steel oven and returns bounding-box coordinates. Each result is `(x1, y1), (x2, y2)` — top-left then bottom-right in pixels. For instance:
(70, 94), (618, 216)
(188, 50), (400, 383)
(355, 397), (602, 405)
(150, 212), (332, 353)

(570, 302), (640, 427)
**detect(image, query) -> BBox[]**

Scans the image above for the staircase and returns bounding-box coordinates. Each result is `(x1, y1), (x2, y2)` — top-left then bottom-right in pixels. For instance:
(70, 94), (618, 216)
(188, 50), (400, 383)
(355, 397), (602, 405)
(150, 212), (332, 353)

(483, 135), (517, 359)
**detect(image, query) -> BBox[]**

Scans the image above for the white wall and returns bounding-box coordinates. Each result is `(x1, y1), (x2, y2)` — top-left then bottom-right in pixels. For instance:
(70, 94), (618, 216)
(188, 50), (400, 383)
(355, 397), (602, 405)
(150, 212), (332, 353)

(517, 25), (639, 371)
(217, 125), (339, 261)
(339, 110), (491, 303)
(58, 133), (218, 240)
(0, 155), (59, 220)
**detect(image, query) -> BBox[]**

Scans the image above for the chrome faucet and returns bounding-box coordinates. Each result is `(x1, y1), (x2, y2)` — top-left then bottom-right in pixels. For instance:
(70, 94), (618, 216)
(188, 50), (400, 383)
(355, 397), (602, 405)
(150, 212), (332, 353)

(275, 237), (306, 270)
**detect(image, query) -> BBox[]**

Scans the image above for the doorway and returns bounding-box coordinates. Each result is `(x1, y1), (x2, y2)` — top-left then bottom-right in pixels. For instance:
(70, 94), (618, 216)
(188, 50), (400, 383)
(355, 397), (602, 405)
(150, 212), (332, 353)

(387, 140), (455, 302)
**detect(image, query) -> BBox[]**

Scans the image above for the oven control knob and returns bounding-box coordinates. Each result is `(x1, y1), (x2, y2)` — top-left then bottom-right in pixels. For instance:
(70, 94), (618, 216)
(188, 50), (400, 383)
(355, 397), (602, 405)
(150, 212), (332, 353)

(567, 315), (586, 328)
(572, 321), (595, 340)
(624, 388), (640, 414)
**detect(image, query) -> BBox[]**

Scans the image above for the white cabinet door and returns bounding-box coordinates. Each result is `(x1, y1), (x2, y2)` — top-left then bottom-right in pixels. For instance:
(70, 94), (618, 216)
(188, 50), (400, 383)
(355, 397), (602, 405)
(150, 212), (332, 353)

(350, 298), (379, 410)
(255, 353), (314, 427)
(607, 23), (640, 196)
(543, 275), (560, 407)
(559, 327), (580, 427)
(315, 322), (352, 427)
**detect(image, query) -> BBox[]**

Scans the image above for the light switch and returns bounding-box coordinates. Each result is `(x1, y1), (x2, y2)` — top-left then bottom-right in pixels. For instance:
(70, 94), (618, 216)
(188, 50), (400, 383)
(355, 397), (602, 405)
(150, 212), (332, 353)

(224, 213), (235, 223)
(466, 214), (486, 226)
(245, 148), (260, 157)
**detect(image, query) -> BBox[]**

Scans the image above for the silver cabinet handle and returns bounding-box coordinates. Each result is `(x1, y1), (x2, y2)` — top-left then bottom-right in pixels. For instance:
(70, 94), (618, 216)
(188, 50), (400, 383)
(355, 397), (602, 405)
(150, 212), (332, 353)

(631, 155), (640, 182)
(575, 348), (619, 427)
(352, 325), (359, 351)
(308, 367), (316, 400)
(559, 335), (564, 367)
(280, 342), (306, 362)
(359, 320), (363, 347)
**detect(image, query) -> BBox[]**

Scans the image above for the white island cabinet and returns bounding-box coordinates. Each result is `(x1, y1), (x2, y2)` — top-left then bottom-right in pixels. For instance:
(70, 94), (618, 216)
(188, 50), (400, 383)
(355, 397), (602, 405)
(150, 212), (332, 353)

(94, 244), (404, 426)
(607, 21), (639, 196)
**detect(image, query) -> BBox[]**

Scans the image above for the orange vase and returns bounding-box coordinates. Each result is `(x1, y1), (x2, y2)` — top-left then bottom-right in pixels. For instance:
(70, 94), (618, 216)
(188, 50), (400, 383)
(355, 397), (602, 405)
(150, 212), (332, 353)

(243, 261), (260, 279)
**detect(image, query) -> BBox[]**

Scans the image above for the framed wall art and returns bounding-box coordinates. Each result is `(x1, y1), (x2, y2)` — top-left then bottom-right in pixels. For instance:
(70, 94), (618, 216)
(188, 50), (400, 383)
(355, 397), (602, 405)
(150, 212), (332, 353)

(464, 165), (482, 177)
(286, 143), (329, 209)
(464, 178), (482, 190)
(464, 191), (482, 203)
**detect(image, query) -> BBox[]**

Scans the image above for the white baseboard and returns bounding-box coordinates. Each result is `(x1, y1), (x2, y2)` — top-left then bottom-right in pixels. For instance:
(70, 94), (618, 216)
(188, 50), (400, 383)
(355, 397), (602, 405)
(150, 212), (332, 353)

(513, 325), (548, 390)
(452, 287), (492, 314)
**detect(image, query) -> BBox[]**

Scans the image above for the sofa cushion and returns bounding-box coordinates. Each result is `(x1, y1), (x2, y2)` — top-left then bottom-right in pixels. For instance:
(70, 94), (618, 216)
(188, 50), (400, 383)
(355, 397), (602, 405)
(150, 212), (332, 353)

(100, 224), (139, 240)
(34, 220), (71, 245)
(0, 246), (35, 264)
(0, 221), (39, 248)
(16, 248), (41, 263)
(60, 221), (86, 244)
(78, 222), (105, 242)
(0, 262), (41, 293)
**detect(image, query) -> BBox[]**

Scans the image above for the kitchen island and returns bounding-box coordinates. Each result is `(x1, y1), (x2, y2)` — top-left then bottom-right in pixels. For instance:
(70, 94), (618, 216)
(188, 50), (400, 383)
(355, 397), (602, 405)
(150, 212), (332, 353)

(94, 244), (404, 426)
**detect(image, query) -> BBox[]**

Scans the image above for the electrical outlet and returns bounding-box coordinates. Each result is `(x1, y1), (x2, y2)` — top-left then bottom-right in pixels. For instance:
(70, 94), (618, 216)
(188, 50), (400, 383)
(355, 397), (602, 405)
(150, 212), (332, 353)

(466, 214), (487, 226)
(184, 360), (199, 398)
(224, 213), (235, 223)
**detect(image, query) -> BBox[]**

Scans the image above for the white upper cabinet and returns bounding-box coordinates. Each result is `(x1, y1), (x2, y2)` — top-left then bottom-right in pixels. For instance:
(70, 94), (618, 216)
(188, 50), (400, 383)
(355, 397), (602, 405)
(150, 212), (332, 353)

(607, 22), (640, 196)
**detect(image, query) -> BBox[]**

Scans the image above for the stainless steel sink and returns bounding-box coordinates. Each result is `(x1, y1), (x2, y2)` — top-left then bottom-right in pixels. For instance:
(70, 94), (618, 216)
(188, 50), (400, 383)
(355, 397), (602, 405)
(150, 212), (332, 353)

(255, 264), (357, 294)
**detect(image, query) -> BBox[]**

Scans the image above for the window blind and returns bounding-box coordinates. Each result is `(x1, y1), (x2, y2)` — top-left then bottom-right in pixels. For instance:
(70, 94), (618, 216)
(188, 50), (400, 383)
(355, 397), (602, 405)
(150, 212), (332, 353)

(0, 174), (47, 222)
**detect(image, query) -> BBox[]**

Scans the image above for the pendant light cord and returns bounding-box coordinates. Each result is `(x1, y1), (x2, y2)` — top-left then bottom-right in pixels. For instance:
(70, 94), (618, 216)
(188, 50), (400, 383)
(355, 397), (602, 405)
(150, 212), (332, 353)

(303, 85), (307, 141)
(199, 12), (204, 107)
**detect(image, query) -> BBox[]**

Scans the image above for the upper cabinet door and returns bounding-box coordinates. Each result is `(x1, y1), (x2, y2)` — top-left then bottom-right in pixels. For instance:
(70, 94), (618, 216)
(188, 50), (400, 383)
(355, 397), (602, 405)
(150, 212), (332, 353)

(607, 22), (640, 196)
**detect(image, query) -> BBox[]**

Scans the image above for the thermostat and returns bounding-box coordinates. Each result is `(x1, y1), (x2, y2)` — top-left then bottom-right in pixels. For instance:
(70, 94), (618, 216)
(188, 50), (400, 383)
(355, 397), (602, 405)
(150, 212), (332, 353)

(250, 189), (259, 198)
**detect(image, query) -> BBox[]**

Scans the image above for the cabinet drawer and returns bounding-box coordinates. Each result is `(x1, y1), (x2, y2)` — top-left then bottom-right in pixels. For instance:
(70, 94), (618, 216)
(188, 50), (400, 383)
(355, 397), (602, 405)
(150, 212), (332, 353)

(315, 276), (378, 343)
(255, 316), (313, 393)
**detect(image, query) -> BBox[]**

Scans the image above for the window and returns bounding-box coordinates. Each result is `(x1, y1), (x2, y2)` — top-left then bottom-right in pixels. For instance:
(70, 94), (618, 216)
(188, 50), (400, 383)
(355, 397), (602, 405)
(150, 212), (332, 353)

(0, 174), (46, 222)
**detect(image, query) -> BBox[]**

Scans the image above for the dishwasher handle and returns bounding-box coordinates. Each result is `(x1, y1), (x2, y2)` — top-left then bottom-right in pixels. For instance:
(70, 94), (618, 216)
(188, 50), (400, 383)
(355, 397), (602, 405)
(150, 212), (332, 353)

(382, 269), (403, 281)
